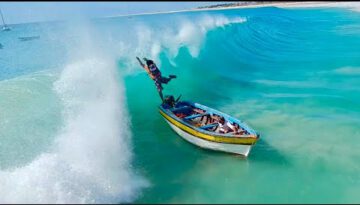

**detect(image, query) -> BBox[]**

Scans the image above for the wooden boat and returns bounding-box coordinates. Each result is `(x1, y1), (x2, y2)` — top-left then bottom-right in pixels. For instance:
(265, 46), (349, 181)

(159, 97), (260, 157)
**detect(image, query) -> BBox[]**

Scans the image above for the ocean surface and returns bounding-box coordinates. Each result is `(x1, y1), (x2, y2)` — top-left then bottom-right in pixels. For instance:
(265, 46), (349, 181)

(0, 5), (360, 203)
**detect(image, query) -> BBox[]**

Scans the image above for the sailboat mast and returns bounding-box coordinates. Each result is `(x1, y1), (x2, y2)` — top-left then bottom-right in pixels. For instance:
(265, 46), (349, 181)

(0, 8), (11, 31)
(0, 9), (6, 26)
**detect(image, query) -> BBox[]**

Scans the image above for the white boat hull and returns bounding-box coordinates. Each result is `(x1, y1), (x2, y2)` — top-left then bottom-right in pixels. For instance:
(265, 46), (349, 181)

(164, 118), (252, 157)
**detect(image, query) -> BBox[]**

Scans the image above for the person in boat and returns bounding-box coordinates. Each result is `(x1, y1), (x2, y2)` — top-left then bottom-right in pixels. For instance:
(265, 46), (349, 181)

(227, 122), (238, 133)
(163, 95), (176, 107)
(228, 122), (248, 135)
(209, 114), (221, 124)
(196, 109), (211, 126)
(188, 108), (212, 126)
(136, 57), (176, 102)
(217, 117), (233, 133)
(200, 114), (221, 132)
(200, 114), (211, 126)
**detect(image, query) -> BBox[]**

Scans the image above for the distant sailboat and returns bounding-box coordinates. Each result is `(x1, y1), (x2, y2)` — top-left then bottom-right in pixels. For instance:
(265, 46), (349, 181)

(0, 8), (11, 31)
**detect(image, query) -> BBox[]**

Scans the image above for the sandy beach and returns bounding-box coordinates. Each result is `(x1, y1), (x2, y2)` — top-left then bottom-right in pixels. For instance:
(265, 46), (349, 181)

(193, 1), (336, 11)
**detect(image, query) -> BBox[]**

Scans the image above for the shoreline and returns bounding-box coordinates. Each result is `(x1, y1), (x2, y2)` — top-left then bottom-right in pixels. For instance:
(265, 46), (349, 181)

(105, 1), (355, 19)
(8, 2), (360, 25)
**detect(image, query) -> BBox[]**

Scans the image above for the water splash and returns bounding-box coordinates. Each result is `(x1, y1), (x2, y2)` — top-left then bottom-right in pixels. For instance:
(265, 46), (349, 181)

(0, 58), (148, 203)
(118, 14), (247, 74)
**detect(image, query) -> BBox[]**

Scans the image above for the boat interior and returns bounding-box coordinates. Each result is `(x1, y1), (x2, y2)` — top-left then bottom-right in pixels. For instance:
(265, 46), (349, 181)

(167, 102), (249, 136)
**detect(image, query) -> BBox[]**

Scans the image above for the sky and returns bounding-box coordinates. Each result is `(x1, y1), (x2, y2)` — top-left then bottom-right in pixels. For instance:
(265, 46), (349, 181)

(0, 2), (231, 24)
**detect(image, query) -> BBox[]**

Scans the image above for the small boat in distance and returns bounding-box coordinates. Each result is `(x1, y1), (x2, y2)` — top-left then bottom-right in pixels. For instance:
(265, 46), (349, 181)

(159, 95), (260, 157)
(18, 36), (40, 41)
(0, 8), (11, 31)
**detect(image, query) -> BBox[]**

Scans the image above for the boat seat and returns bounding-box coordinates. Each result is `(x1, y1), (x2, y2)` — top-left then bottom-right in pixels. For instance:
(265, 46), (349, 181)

(199, 123), (218, 130)
(183, 113), (208, 120)
(170, 105), (191, 113)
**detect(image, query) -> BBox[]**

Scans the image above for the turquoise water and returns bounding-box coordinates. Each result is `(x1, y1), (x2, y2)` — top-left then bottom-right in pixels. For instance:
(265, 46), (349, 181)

(0, 6), (359, 203)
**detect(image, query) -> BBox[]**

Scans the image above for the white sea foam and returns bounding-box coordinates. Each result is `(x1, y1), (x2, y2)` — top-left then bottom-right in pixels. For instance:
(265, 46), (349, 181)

(165, 15), (247, 57)
(334, 66), (360, 75)
(0, 20), (148, 204)
(0, 58), (148, 203)
(120, 15), (247, 73)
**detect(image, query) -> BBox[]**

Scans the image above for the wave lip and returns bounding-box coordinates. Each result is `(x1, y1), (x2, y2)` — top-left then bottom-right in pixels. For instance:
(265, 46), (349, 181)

(121, 14), (247, 73)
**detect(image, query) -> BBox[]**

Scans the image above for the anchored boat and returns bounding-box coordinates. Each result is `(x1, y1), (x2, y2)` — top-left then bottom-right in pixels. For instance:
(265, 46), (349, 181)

(159, 96), (260, 157)
(0, 8), (11, 31)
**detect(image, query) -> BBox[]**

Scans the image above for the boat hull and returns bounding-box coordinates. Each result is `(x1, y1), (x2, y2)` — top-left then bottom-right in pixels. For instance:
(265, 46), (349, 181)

(163, 118), (253, 157)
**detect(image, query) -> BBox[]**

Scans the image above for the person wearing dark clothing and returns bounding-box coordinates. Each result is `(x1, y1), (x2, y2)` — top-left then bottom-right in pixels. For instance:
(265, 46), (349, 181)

(136, 57), (176, 102)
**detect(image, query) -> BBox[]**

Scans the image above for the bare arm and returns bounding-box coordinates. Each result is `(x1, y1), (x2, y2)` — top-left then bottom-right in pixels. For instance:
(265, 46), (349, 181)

(136, 57), (155, 80)
(136, 57), (145, 67)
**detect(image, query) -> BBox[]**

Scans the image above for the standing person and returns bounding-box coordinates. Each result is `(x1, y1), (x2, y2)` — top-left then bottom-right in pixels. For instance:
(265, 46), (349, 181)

(136, 57), (176, 102)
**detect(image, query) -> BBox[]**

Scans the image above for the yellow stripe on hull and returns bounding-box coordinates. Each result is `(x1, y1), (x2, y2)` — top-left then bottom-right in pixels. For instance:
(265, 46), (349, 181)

(159, 109), (258, 145)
